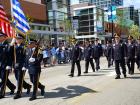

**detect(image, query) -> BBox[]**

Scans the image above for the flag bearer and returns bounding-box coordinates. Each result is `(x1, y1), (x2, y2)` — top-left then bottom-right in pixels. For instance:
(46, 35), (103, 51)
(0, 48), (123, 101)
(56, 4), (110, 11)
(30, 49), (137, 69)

(0, 33), (16, 99)
(11, 34), (32, 99)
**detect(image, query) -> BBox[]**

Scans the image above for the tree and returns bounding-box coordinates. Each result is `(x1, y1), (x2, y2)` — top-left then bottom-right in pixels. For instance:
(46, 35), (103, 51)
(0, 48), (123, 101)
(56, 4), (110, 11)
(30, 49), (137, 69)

(64, 18), (73, 33)
(60, 18), (74, 44)
(116, 8), (134, 28)
(129, 25), (140, 39)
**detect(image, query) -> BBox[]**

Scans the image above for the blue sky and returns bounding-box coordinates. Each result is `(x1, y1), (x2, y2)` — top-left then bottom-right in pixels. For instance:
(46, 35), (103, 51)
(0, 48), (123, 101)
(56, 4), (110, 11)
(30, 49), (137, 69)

(71, 0), (140, 9)
(124, 0), (140, 8)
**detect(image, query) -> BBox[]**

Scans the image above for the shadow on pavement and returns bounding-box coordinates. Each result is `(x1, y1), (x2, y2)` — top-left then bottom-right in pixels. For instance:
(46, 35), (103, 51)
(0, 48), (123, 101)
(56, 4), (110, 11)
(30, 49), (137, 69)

(45, 85), (97, 99)
(4, 91), (32, 100)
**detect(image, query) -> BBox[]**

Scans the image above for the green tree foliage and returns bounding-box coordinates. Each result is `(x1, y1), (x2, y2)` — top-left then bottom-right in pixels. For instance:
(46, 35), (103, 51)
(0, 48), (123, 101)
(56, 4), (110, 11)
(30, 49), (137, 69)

(63, 18), (73, 32)
(129, 25), (140, 39)
(116, 8), (134, 28)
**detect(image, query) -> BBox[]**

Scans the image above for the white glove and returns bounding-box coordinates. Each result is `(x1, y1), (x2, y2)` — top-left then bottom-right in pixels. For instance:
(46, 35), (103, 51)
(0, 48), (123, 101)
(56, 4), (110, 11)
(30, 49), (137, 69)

(6, 66), (12, 70)
(29, 58), (35, 63)
(22, 67), (26, 71)
(10, 38), (16, 46)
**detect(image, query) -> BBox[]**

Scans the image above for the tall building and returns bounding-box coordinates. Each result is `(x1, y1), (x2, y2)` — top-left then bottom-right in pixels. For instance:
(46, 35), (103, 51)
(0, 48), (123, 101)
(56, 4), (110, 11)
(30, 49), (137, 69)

(73, 5), (104, 39)
(78, 0), (123, 8)
(138, 9), (140, 29)
(124, 6), (139, 26)
(45, 0), (70, 30)
(45, 0), (71, 45)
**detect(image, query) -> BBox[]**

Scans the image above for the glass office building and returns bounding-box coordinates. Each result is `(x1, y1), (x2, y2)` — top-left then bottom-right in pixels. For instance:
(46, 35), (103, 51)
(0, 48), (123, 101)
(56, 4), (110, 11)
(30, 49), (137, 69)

(79, 0), (123, 8)
(74, 5), (104, 38)
(123, 6), (139, 26)
(44, 0), (71, 45)
(46, 0), (70, 32)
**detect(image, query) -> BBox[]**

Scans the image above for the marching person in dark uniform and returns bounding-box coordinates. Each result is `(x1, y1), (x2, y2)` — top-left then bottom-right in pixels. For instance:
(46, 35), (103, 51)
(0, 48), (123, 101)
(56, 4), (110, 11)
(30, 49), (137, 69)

(0, 33), (16, 99)
(92, 38), (103, 71)
(136, 36), (140, 70)
(26, 39), (45, 101)
(68, 41), (82, 77)
(10, 34), (32, 99)
(105, 40), (113, 68)
(113, 34), (127, 79)
(84, 40), (95, 73)
(126, 36), (136, 75)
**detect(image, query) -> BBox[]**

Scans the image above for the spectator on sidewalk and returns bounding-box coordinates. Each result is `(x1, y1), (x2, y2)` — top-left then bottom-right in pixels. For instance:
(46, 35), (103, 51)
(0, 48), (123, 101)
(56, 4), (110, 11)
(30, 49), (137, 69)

(50, 44), (57, 66)
(42, 46), (51, 67)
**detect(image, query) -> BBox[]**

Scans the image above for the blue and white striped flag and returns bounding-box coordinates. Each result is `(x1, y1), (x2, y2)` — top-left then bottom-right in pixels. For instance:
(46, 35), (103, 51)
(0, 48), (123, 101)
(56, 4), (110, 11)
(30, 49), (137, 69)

(11, 0), (30, 35)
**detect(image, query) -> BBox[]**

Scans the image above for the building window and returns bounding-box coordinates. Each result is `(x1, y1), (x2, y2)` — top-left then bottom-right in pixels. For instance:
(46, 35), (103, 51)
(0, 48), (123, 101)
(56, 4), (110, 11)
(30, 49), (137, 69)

(89, 8), (93, 14)
(80, 9), (88, 15)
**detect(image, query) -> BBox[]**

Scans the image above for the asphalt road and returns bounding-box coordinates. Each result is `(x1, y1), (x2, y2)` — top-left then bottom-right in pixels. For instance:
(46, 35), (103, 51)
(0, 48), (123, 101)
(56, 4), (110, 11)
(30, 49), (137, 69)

(0, 57), (140, 105)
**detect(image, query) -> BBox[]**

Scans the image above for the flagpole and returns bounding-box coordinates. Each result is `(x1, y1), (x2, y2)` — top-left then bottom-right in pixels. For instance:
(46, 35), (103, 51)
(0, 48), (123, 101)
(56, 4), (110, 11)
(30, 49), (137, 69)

(10, 0), (14, 21)
(10, 0), (17, 65)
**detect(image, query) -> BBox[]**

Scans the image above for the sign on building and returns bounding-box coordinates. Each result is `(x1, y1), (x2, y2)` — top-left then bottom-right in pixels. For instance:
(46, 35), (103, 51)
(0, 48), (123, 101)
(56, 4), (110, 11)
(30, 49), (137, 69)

(72, 16), (79, 30)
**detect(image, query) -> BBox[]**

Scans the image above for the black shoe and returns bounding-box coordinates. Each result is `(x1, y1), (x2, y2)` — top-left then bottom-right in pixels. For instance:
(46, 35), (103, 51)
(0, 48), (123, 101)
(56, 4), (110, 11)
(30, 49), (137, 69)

(26, 85), (32, 94)
(41, 86), (45, 96)
(0, 95), (4, 99)
(13, 94), (21, 99)
(130, 72), (134, 75)
(124, 74), (127, 78)
(131, 72), (134, 75)
(93, 69), (95, 72)
(115, 76), (120, 79)
(68, 74), (73, 77)
(9, 89), (15, 95)
(44, 65), (47, 67)
(77, 74), (81, 77)
(84, 71), (88, 73)
(29, 96), (36, 101)
(129, 70), (132, 74)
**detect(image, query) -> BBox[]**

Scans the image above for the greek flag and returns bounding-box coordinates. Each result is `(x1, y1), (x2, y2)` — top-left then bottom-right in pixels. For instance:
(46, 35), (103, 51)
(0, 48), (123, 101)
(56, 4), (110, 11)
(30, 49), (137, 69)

(11, 0), (30, 34)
